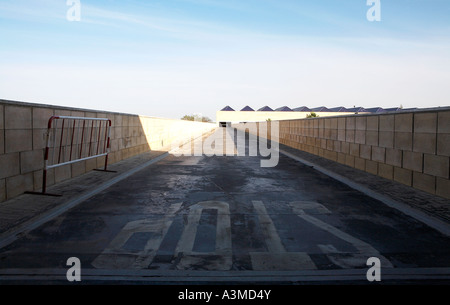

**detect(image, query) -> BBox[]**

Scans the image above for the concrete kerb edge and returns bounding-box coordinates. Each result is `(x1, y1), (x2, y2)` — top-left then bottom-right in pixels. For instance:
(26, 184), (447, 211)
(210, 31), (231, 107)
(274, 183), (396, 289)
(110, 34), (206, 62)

(279, 149), (450, 237)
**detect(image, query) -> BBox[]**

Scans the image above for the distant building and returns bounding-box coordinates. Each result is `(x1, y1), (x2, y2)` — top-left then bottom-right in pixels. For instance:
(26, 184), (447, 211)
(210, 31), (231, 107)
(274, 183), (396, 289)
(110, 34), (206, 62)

(216, 105), (429, 126)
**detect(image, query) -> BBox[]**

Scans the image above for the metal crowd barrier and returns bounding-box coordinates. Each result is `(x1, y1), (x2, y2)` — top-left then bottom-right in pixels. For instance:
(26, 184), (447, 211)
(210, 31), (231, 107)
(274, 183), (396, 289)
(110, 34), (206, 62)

(30, 116), (114, 196)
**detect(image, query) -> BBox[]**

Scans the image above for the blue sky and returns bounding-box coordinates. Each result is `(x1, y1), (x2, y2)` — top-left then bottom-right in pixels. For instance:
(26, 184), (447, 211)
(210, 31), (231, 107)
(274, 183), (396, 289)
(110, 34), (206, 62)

(1, 0), (449, 120)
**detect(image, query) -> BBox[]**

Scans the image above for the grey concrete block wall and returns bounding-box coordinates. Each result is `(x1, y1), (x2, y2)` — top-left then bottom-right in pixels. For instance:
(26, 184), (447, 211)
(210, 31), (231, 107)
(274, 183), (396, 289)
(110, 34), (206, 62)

(0, 100), (215, 203)
(237, 108), (450, 199)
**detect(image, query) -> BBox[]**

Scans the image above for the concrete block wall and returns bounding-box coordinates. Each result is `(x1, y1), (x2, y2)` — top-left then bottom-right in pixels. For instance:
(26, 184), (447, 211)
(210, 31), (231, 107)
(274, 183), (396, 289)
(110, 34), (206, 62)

(233, 109), (450, 199)
(0, 100), (215, 203)
(274, 108), (450, 199)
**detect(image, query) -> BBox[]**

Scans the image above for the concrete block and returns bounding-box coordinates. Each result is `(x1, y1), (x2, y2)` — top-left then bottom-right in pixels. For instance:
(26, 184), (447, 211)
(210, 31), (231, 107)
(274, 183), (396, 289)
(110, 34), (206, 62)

(414, 112), (437, 133)
(122, 126), (130, 139)
(0, 130), (4, 155)
(385, 148), (402, 167)
(95, 112), (108, 120)
(365, 160), (378, 175)
(436, 177), (450, 199)
(324, 150), (337, 162)
(346, 117), (355, 130)
(367, 116), (378, 131)
(51, 108), (68, 116)
(337, 152), (346, 164)
(320, 139), (327, 149)
(5, 105), (32, 129)
(71, 111), (86, 119)
(438, 111), (450, 133)
(33, 129), (48, 150)
(337, 130), (345, 141)
(379, 131), (394, 148)
(326, 140), (334, 151)
(0, 153), (20, 179)
(72, 161), (86, 178)
(318, 127), (324, 139)
(324, 128), (331, 139)
(424, 154), (449, 179)
(413, 172), (436, 194)
(360, 144), (371, 160)
(0, 105), (4, 129)
(110, 139), (119, 152)
(379, 115), (394, 131)
(54, 164), (71, 183)
(371, 147), (385, 163)
(403, 151), (423, 172)
(114, 114), (123, 127)
(395, 113), (413, 132)
(132, 115), (140, 127)
(333, 141), (341, 153)
(394, 167), (412, 186)
(96, 155), (107, 168)
(354, 157), (365, 171)
(350, 143), (360, 157)
(394, 132), (412, 151)
(5, 130), (32, 153)
(122, 115), (130, 128)
(314, 119), (320, 130)
(313, 128), (319, 138)
(340, 142), (350, 154)
(324, 118), (331, 129)
(346, 130), (355, 143)
(0, 178), (5, 202)
(330, 118), (338, 129)
(355, 130), (365, 144)
(413, 133), (436, 154)
(132, 126), (140, 137)
(20, 150), (43, 173)
(356, 117), (367, 131)
(33, 107), (54, 129)
(437, 134), (450, 156)
(365, 131), (378, 146)
(113, 150), (122, 163)
(313, 146), (319, 155)
(33, 170), (44, 191)
(318, 148), (324, 158)
(338, 118), (346, 130)
(6, 173), (33, 198)
(378, 163), (393, 180)
(315, 138), (321, 147)
(345, 155), (355, 167)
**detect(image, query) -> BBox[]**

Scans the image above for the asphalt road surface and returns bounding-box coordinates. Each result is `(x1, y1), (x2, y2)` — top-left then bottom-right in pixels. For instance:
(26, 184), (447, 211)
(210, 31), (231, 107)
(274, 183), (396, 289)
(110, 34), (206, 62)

(0, 129), (449, 284)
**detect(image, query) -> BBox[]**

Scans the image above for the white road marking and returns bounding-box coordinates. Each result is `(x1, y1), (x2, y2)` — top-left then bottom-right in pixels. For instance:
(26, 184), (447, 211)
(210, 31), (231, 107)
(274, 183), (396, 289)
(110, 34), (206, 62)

(175, 201), (232, 271)
(92, 203), (182, 269)
(289, 201), (393, 268)
(252, 201), (286, 253)
(250, 200), (317, 271)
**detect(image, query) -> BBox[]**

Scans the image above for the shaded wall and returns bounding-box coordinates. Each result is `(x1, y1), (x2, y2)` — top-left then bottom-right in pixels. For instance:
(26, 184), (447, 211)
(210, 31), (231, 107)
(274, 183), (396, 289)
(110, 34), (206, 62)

(234, 108), (450, 199)
(0, 100), (215, 202)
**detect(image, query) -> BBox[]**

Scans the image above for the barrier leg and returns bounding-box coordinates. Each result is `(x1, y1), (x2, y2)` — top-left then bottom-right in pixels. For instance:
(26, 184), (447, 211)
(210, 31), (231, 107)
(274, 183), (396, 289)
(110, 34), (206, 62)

(25, 169), (62, 197)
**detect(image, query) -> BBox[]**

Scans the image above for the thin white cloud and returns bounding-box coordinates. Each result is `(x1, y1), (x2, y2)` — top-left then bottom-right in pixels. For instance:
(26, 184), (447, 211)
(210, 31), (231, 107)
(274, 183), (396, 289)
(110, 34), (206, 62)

(0, 0), (66, 21)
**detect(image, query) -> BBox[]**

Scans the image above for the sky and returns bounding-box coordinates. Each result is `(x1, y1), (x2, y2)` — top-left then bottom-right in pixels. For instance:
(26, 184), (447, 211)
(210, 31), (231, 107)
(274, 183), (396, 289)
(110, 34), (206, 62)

(0, 0), (449, 121)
